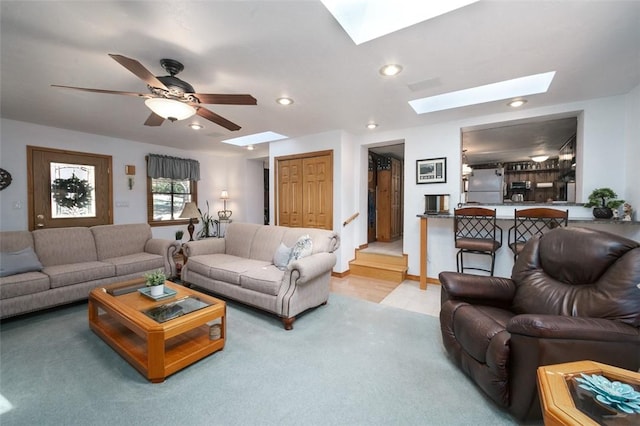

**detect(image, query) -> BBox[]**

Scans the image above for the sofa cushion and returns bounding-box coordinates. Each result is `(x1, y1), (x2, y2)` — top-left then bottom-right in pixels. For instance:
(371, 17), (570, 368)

(33, 227), (98, 266)
(91, 223), (152, 260)
(240, 265), (285, 296)
(224, 223), (262, 258)
(273, 243), (292, 271)
(248, 226), (288, 261)
(209, 259), (272, 285)
(102, 253), (164, 276)
(187, 254), (244, 277)
(0, 271), (50, 299)
(0, 247), (44, 277)
(0, 230), (34, 253)
(44, 261), (115, 288)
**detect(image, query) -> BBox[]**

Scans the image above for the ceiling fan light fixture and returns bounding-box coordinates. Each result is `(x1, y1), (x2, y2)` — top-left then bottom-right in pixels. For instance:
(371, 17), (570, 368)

(145, 98), (196, 121)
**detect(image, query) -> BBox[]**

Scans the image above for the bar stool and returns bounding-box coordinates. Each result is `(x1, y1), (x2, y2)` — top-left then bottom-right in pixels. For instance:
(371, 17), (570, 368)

(507, 208), (569, 260)
(453, 207), (503, 276)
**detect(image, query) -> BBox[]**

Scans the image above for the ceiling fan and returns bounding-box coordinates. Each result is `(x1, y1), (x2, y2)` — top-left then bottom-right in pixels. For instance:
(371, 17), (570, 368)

(52, 54), (257, 131)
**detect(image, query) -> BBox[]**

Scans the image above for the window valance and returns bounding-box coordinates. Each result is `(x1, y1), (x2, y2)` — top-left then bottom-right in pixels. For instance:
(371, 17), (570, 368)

(147, 154), (200, 181)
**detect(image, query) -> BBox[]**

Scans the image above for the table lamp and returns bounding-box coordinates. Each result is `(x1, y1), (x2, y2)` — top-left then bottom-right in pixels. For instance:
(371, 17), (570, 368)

(218, 190), (232, 220)
(179, 201), (200, 241)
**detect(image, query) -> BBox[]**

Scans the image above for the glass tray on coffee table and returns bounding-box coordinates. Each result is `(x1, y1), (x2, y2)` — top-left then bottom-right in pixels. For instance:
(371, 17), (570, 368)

(143, 296), (211, 323)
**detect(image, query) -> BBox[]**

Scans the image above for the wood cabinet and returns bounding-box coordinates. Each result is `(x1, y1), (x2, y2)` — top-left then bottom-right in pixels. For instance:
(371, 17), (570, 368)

(276, 151), (333, 230)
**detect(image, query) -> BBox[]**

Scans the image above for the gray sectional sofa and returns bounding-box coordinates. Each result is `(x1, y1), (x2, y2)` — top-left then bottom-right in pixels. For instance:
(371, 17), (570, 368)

(181, 222), (340, 330)
(0, 223), (180, 319)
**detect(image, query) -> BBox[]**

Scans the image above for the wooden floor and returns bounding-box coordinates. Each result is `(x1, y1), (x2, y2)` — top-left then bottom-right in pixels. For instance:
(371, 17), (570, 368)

(330, 274), (401, 303)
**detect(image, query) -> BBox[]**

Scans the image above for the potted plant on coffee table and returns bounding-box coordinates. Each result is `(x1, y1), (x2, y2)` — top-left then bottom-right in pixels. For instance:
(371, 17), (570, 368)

(144, 269), (167, 297)
(584, 188), (624, 219)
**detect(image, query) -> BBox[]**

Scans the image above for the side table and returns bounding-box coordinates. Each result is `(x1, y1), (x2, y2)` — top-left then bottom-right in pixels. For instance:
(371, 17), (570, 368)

(537, 360), (640, 425)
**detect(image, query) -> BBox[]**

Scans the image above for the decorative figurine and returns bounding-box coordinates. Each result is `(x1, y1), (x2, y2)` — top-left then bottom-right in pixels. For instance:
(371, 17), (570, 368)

(612, 208), (619, 220)
(622, 203), (633, 221)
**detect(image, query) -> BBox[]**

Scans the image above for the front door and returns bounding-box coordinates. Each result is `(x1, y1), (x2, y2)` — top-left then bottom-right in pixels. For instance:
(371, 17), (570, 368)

(27, 146), (113, 230)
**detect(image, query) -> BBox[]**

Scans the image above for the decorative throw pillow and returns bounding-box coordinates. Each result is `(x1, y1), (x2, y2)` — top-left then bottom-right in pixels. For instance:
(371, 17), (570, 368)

(273, 243), (292, 271)
(0, 247), (44, 277)
(288, 234), (313, 266)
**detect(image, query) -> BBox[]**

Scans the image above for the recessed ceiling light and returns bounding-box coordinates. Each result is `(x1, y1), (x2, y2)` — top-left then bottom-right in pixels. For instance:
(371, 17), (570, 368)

(367, 123), (378, 129)
(508, 99), (527, 108)
(276, 97), (294, 106)
(531, 155), (549, 163)
(222, 131), (288, 146)
(379, 64), (403, 77)
(247, 145), (255, 151)
(409, 71), (555, 114)
(188, 123), (203, 130)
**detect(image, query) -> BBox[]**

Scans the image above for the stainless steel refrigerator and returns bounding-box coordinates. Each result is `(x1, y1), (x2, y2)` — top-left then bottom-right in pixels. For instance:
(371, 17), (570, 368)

(467, 168), (504, 204)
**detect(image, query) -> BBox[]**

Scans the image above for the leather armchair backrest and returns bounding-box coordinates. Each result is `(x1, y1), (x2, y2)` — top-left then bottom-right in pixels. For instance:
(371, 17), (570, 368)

(511, 227), (640, 327)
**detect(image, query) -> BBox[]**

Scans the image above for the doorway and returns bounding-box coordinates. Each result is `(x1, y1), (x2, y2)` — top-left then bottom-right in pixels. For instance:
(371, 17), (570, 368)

(367, 143), (404, 248)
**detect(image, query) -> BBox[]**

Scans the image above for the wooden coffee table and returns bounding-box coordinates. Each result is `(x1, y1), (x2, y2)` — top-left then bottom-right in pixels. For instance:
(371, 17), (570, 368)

(537, 360), (640, 426)
(88, 278), (225, 383)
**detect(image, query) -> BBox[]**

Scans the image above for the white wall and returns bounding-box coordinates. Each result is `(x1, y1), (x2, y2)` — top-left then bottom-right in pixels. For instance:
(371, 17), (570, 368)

(624, 84), (640, 215)
(0, 118), (264, 238)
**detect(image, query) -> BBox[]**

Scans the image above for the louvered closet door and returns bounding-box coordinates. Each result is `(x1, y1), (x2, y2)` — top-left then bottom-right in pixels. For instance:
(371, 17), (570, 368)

(276, 151), (333, 230)
(277, 158), (303, 227)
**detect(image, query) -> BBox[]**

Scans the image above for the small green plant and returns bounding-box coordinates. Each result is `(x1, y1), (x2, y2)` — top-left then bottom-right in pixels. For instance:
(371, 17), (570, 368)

(144, 269), (166, 287)
(175, 230), (184, 240)
(197, 200), (219, 239)
(584, 188), (624, 209)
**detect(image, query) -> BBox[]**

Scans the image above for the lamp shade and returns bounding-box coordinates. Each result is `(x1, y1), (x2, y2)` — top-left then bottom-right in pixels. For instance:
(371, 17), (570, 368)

(179, 202), (200, 219)
(220, 190), (229, 199)
(145, 98), (196, 121)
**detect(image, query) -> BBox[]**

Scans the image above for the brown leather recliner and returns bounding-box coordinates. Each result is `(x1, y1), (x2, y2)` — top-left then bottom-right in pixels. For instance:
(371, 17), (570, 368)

(439, 227), (640, 421)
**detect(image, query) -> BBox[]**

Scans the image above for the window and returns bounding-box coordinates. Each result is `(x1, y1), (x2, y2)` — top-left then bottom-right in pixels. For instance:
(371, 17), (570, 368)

(146, 154), (200, 227)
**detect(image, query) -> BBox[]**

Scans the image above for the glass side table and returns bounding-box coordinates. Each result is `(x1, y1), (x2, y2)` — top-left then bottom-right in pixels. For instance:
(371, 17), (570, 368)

(537, 360), (640, 426)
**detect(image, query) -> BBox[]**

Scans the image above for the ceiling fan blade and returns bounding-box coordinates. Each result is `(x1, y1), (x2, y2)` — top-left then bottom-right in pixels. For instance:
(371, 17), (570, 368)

(51, 85), (146, 97)
(193, 94), (257, 105)
(194, 106), (241, 131)
(144, 112), (165, 127)
(108, 54), (168, 90)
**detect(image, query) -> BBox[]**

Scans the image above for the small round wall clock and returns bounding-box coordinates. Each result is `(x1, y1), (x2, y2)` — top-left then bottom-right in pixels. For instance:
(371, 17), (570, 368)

(0, 168), (12, 191)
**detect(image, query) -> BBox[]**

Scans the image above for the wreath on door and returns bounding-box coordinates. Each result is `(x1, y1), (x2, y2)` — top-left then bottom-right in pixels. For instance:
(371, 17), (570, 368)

(51, 173), (93, 209)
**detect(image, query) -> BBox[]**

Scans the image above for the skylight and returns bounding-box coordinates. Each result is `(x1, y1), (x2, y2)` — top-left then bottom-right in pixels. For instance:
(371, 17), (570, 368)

(221, 131), (288, 146)
(408, 71), (556, 114)
(321, 0), (478, 45)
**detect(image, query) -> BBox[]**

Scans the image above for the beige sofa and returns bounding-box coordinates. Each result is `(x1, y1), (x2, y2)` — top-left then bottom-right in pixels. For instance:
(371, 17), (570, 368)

(181, 222), (340, 330)
(0, 224), (180, 319)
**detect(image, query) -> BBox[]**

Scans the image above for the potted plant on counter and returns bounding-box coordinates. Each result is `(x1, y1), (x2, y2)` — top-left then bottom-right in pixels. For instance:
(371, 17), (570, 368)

(175, 230), (184, 241)
(144, 269), (167, 296)
(584, 188), (624, 219)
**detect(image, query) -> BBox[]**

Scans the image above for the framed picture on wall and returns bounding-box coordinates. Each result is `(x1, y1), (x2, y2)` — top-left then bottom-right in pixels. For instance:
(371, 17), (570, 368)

(416, 157), (446, 184)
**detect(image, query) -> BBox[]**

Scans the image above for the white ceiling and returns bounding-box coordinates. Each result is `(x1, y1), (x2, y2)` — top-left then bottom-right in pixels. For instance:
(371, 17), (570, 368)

(1, 1), (639, 159)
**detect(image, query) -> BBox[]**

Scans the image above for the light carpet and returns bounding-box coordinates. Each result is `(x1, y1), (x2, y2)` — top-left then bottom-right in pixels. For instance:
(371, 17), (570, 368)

(0, 293), (528, 425)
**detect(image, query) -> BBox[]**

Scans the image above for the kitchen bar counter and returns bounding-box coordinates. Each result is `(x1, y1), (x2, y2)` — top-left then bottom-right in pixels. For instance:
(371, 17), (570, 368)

(416, 213), (639, 290)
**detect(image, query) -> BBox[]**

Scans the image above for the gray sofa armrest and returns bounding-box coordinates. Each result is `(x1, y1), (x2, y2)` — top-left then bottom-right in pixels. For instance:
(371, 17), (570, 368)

(288, 252), (337, 284)
(145, 238), (181, 277)
(182, 238), (226, 257)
